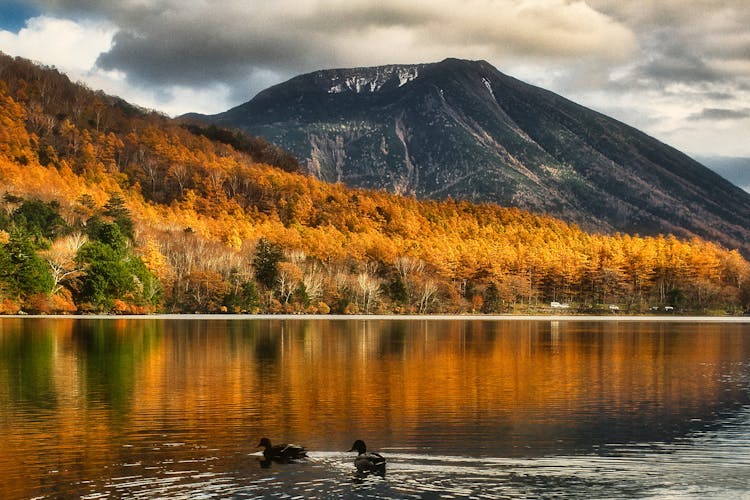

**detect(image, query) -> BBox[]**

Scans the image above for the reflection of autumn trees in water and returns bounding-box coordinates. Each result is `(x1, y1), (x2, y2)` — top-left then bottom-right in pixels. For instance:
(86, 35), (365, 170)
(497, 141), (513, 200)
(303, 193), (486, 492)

(4, 319), (748, 433)
(0, 319), (162, 498)
(1, 319), (749, 498)
(1, 53), (749, 315)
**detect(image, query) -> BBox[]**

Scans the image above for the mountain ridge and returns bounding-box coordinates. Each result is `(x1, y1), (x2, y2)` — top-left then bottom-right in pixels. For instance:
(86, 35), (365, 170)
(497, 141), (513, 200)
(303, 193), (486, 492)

(187, 58), (750, 257)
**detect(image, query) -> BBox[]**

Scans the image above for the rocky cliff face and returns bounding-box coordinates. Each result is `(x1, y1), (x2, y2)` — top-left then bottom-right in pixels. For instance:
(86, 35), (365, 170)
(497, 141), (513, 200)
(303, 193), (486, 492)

(190, 58), (750, 255)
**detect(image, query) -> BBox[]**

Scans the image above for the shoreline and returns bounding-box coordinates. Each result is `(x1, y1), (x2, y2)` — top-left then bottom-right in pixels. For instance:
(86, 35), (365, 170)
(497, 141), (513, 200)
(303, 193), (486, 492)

(2, 313), (749, 323)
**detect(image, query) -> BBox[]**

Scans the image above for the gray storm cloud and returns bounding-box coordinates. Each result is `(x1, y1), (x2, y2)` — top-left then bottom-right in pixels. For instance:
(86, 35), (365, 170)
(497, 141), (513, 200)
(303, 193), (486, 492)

(18, 0), (750, 155)
(689, 108), (750, 121)
(589, 0), (750, 85)
(29, 0), (637, 93)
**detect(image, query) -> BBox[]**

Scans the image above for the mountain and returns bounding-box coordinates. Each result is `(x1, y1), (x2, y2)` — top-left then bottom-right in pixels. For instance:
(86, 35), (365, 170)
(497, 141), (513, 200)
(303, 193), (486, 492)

(696, 156), (750, 194)
(187, 58), (750, 257)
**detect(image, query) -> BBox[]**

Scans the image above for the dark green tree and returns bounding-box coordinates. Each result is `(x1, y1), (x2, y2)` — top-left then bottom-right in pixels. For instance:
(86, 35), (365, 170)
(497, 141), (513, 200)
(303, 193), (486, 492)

(482, 282), (502, 313)
(253, 237), (283, 289)
(224, 280), (261, 312)
(75, 221), (160, 311)
(2, 230), (54, 298)
(76, 241), (134, 308)
(90, 220), (127, 252)
(293, 282), (310, 307)
(0, 244), (15, 296)
(12, 199), (67, 243)
(388, 277), (409, 304)
(666, 287), (685, 308)
(102, 194), (134, 240)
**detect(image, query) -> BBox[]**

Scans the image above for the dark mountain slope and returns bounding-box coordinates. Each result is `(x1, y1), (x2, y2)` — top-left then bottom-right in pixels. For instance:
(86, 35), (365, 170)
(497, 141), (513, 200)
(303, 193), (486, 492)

(188, 58), (750, 256)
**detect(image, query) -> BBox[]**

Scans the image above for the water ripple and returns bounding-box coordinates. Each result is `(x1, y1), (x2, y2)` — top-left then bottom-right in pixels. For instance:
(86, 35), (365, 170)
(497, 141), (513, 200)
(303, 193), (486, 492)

(73, 437), (748, 500)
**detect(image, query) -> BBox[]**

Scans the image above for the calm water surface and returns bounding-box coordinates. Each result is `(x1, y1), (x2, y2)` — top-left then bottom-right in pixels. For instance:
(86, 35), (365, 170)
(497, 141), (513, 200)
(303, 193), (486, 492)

(1, 317), (750, 499)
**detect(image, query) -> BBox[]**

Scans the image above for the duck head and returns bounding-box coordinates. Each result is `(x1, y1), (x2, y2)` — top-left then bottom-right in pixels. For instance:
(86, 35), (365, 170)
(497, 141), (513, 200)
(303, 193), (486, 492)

(258, 437), (272, 449)
(347, 439), (367, 454)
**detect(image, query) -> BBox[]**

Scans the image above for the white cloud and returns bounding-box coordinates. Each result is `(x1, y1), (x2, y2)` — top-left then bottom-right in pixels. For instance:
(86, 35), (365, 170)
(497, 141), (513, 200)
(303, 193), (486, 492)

(0, 15), (114, 71)
(0, 14), (235, 115)
(662, 118), (750, 158)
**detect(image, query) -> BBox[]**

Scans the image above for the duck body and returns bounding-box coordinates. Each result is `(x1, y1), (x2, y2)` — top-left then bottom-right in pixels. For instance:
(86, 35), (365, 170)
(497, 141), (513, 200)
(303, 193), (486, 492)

(348, 439), (386, 477)
(257, 437), (307, 462)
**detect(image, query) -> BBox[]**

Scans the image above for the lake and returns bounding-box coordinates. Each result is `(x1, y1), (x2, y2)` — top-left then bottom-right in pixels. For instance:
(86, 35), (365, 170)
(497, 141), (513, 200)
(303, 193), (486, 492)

(1, 316), (750, 499)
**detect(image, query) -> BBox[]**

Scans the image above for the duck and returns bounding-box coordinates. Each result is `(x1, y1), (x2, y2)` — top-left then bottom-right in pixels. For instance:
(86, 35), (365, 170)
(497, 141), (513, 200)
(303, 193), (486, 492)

(348, 439), (386, 477)
(257, 437), (308, 462)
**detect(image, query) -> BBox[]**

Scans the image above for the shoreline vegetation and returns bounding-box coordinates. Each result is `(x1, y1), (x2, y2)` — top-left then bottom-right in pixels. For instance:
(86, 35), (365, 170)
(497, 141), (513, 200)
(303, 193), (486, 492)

(4, 313), (750, 323)
(1, 53), (749, 318)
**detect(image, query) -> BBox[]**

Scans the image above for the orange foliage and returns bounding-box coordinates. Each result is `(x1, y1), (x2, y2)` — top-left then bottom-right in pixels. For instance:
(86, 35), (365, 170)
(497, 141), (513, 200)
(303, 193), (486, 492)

(0, 298), (20, 314)
(49, 290), (77, 314)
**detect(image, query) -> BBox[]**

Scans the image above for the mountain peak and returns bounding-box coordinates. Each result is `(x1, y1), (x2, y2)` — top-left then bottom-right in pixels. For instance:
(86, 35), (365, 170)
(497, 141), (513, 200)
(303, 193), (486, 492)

(436, 57), (494, 70)
(256, 58), (499, 99)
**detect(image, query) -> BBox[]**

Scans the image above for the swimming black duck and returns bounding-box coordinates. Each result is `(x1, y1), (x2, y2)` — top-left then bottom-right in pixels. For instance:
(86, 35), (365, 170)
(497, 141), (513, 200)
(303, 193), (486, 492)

(348, 439), (386, 476)
(257, 437), (307, 462)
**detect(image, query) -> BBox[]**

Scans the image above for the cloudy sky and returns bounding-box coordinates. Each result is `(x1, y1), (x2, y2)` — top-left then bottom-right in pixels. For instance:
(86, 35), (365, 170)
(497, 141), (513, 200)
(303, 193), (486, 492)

(1, 0), (749, 159)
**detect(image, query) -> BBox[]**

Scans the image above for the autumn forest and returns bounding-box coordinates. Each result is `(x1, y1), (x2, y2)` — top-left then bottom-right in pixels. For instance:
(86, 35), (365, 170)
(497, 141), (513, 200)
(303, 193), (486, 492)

(1, 52), (749, 315)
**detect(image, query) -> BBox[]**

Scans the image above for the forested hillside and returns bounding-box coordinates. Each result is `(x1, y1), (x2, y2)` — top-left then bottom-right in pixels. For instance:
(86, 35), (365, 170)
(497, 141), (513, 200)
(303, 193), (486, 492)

(1, 52), (749, 315)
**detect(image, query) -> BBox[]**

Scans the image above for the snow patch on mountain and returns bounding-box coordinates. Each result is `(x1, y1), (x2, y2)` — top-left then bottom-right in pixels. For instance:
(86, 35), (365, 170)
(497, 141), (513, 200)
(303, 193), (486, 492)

(482, 77), (496, 100)
(398, 67), (419, 87)
(327, 66), (420, 94)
